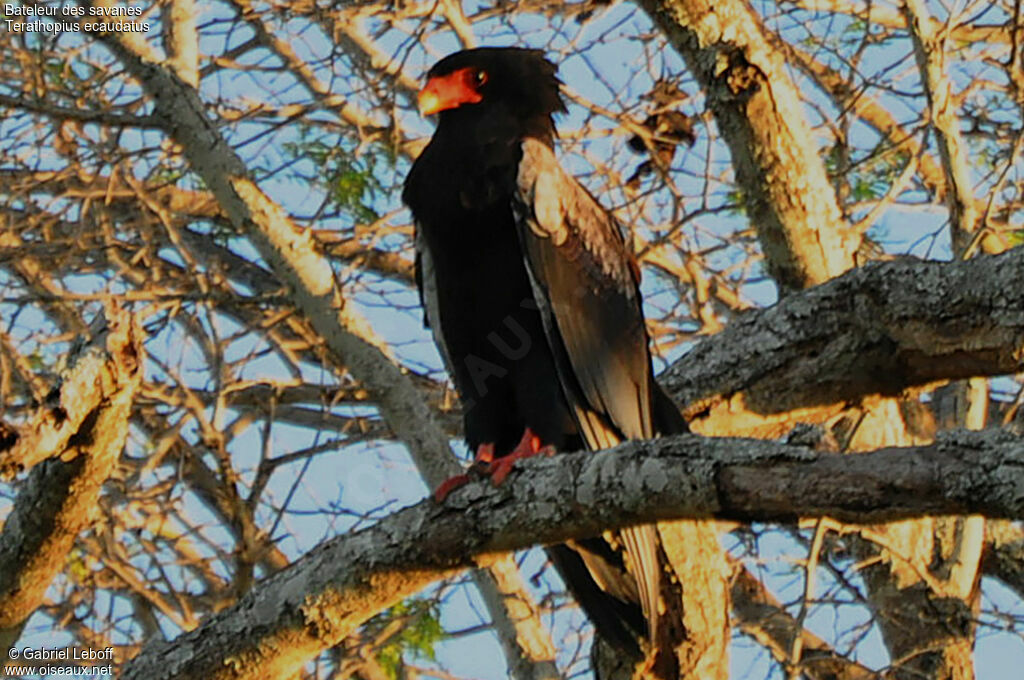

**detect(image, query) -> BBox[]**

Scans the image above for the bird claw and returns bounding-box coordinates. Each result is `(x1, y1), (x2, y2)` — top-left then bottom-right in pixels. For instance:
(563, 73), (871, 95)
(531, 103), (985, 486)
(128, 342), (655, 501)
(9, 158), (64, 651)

(487, 428), (555, 485)
(433, 435), (555, 500)
(432, 473), (472, 503)
(432, 443), (497, 502)
(488, 456), (518, 486)
(473, 442), (495, 467)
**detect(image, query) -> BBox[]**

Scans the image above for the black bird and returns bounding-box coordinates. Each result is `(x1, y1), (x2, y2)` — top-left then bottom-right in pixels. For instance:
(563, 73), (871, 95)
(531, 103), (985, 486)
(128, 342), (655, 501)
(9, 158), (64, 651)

(403, 47), (688, 678)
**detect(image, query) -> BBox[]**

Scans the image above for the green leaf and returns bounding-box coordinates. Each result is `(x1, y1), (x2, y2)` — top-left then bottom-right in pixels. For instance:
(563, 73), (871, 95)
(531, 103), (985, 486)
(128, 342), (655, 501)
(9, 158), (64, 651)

(371, 598), (445, 680)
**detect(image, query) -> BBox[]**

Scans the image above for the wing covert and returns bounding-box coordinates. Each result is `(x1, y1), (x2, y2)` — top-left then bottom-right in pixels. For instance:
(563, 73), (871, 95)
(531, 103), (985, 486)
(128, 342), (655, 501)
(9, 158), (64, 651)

(513, 138), (654, 441)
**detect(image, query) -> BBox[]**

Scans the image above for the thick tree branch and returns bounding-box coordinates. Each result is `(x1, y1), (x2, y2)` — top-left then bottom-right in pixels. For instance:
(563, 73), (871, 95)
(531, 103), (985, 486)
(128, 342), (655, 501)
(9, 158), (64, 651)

(120, 429), (1024, 679)
(0, 310), (142, 477)
(0, 306), (143, 657)
(664, 248), (1024, 435)
(88, 2), (460, 511)
(903, 0), (989, 256)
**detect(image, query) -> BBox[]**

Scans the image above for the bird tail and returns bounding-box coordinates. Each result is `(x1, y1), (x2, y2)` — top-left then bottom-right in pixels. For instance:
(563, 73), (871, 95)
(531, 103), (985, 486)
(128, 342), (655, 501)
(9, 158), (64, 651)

(619, 524), (661, 644)
(573, 408), (662, 661)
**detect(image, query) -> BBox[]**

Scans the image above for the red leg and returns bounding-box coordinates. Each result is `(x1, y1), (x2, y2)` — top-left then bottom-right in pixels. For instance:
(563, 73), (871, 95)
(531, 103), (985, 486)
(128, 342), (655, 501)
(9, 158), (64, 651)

(433, 443), (496, 502)
(433, 436), (556, 500)
(473, 442), (495, 466)
(432, 473), (471, 502)
(488, 428), (556, 485)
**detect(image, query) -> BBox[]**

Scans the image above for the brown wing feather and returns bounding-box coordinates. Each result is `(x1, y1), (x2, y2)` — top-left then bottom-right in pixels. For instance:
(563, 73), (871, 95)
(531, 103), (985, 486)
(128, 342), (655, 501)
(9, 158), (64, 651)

(514, 139), (656, 439)
(513, 137), (664, 645)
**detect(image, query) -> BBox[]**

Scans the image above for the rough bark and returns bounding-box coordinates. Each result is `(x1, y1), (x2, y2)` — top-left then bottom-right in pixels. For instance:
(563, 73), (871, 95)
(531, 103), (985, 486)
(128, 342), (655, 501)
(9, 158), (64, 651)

(663, 248), (1024, 437)
(636, 1), (993, 675)
(628, 2), (864, 672)
(0, 305), (143, 661)
(843, 402), (976, 680)
(842, 6), (991, 677)
(117, 428), (1024, 679)
(657, 520), (730, 679)
(902, 7), (996, 666)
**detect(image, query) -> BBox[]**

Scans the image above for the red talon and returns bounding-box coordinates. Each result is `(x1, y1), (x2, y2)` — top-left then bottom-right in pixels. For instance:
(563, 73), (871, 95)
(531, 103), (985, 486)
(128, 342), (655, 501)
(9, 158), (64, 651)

(473, 442), (495, 466)
(433, 435), (556, 500)
(433, 443), (497, 502)
(488, 457), (517, 485)
(433, 473), (472, 502)
(488, 428), (556, 485)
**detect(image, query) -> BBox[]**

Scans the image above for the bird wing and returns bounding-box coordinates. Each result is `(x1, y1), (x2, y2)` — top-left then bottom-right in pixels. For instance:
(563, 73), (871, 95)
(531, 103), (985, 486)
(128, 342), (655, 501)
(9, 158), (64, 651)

(414, 227), (457, 381)
(512, 138), (655, 441)
(512, 137), (662, 637)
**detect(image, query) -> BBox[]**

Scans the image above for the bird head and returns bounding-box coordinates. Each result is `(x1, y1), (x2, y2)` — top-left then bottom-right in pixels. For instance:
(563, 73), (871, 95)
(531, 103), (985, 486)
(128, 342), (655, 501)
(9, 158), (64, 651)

(417, 48), (567, 121)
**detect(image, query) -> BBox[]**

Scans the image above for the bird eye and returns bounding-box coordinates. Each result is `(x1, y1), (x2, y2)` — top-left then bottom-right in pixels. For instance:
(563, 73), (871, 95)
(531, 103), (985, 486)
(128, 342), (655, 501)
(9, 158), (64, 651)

(475, 70), (488, 85)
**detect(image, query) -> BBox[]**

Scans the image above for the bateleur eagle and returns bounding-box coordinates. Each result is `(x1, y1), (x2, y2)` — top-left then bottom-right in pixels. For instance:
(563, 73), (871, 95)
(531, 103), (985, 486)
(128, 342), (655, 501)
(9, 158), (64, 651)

(403, 47), (688, 679)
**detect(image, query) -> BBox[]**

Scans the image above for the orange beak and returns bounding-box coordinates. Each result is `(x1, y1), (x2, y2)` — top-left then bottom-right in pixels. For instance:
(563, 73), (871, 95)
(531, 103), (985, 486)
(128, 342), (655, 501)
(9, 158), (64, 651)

(417, 69), (483, 116)
(418, 86), (444, 117)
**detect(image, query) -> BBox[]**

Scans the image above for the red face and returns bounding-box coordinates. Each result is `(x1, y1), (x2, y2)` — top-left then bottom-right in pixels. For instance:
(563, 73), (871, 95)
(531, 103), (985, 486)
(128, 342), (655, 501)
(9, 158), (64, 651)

(418, 67), (489, 116)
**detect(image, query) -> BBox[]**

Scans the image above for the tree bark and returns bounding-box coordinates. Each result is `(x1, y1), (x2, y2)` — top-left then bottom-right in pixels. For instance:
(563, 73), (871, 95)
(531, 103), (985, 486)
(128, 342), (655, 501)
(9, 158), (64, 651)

(663, 248), (1024, 437)
(117, 428), (1024, 679)
(0, 305), (143, 665)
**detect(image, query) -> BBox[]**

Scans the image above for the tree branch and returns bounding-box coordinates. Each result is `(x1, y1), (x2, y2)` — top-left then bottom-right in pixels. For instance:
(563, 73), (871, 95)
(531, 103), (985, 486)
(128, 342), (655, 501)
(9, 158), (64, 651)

(0, 305), (143, 658)
(664, 248), (1024, 435)
(120, 428), (1024, 679)
(86, 17), (558, 678)
(731, 561), (877, 680)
